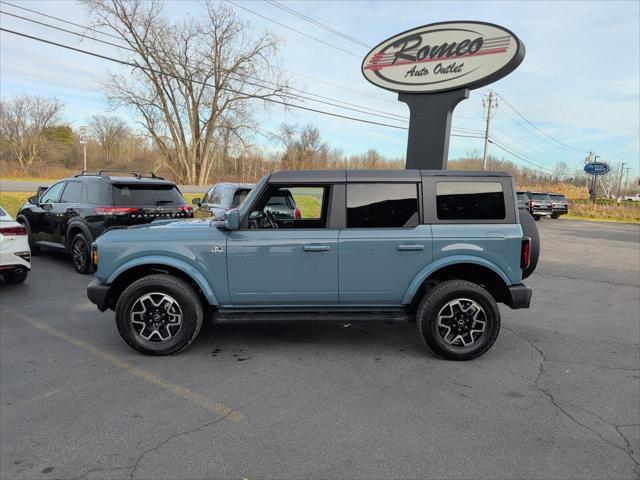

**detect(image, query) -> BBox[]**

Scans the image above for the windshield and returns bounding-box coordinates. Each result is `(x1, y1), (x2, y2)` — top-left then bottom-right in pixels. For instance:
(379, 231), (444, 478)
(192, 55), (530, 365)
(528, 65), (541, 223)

(517, 193), (529, 200)
(112, 184), (185, 205)
(231, 188), (251, 208)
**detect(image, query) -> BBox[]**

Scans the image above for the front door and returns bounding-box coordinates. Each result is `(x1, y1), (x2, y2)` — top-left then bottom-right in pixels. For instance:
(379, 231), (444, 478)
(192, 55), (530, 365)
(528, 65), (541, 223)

(338, 182), (432, 305)
(30, 181), (66, 244)
(227, 184), (338, 306)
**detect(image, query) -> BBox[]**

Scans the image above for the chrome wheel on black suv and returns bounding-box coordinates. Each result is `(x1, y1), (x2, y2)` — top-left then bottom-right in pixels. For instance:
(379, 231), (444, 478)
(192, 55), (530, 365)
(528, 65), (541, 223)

(115, 274), (203, 355)
(417, 280), (501, 361)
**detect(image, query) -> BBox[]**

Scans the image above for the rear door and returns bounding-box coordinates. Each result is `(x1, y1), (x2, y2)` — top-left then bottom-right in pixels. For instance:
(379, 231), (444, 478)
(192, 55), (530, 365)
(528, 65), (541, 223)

(338, 182), (432, 306)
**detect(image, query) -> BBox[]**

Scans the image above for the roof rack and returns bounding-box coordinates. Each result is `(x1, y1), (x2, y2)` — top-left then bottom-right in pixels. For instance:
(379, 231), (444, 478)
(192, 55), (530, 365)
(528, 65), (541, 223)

(75, 170), (165, 180)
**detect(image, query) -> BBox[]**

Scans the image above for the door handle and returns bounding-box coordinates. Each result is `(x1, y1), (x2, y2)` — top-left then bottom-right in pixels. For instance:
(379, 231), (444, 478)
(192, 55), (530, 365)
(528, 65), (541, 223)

(397, 244), (424, 251)
(304, 245), (330, 252)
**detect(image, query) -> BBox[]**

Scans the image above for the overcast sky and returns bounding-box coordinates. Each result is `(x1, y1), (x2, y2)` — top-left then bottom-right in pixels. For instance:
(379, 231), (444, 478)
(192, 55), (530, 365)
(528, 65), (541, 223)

(1, 0), (638, 176)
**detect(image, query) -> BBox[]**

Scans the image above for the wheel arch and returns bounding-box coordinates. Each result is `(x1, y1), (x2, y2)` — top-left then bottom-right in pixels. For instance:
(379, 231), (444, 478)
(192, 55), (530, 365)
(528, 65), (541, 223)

(404, 257), (511, 311)
(65, 221), (92, 248)
(105, 257), (218, 310)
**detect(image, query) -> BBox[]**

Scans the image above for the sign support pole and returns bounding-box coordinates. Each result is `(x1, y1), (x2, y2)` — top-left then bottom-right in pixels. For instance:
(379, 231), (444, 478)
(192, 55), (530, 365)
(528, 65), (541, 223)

(398, 88), (469, 170)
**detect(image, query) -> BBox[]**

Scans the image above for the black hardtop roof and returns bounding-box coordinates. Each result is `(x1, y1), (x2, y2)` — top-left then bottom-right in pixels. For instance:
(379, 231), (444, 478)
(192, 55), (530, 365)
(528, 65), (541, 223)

(268, 169), (512, 184)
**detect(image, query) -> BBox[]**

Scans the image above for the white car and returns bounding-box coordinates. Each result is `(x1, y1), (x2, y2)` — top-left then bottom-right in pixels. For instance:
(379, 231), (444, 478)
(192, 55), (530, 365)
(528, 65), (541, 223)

(0, 206), (31, 284)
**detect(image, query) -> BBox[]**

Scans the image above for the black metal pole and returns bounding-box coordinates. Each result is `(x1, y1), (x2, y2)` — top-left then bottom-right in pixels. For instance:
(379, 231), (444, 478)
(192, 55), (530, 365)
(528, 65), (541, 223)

(398, 88), (469, 170)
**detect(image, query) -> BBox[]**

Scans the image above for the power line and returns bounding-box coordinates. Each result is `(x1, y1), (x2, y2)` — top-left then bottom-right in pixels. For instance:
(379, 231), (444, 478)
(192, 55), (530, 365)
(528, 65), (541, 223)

(224, 0), (361, 58)
(0, 0), (400, 108)
(490, 135), (555, 169)
(263, 0), (371, 49)
(2, 26), (494, 146)
(496, 93), (587, 152)
(0, 27), (411, 131)
(489, 137), (553, 172)
(0, 9), (411, 124)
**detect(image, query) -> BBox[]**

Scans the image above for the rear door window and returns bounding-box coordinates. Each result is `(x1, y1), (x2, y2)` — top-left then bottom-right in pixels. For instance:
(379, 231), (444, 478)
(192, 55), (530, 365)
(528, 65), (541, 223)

(60, 182), (83, 203)
(436, 182), (505, 220)
(112, 184), (184, 205)
(347, 183), (419, 228)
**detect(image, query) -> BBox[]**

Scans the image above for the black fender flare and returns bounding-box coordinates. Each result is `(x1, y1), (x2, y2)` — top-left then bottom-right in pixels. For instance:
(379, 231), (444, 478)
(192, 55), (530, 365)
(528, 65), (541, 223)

(519, 209), (540, 279)
(65, 221), (93, 249)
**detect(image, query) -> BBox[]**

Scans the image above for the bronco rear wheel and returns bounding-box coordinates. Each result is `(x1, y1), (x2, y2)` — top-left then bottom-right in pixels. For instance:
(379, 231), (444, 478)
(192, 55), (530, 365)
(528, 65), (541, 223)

(115, 274), (203, 355)
(417, 280), (501, 361)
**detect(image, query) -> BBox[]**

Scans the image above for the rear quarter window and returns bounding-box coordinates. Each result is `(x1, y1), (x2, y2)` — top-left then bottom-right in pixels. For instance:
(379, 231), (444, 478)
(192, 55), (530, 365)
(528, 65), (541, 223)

(436, 182), (505, 220)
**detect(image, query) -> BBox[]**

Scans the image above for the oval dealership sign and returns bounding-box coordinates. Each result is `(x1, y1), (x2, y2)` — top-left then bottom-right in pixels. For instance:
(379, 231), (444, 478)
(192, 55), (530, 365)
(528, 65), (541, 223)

(362, 21), (525, 93)
(584, 162), (610, 175)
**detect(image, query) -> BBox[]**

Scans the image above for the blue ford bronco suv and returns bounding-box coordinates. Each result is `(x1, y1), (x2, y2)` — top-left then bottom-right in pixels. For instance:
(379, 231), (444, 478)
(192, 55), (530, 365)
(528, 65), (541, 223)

(87, 170), (538, 360)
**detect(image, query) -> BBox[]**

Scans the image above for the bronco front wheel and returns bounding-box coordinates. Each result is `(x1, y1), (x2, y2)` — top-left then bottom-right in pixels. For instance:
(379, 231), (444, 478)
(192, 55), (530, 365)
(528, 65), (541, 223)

(417, 280), (501, 361)
(115, 274), (203, 355)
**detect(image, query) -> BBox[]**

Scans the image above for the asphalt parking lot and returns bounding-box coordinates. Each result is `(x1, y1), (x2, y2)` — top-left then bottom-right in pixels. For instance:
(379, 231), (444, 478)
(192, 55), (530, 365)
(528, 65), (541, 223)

(1, 219), (638, 480)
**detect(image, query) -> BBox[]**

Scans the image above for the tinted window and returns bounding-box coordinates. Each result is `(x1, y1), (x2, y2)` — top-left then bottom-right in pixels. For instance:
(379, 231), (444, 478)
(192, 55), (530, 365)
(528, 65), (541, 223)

(60, 182), (83, 203)
(86, 183), (111, 204)
(112, 184), (184, 205)
(436, 182), (505, 220)
(231, 188), (251, 208)
(530, 193), (550, 201)
(347, 183), (419, 228)
(40, 182), (66, 204)
(549, 194), (567, 201)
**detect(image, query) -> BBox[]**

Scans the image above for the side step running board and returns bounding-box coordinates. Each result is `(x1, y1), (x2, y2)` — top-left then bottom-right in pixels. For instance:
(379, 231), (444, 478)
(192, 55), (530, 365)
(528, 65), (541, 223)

(214, 310), (410, 324)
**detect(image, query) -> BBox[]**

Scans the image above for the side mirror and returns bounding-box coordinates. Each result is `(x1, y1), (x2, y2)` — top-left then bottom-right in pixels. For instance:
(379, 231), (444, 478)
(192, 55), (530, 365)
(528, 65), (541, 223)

(28, 196), (38, 205)
(192, 197), (201, 206)
(216, 208), (239, 230)
(42, 203), (53, 212)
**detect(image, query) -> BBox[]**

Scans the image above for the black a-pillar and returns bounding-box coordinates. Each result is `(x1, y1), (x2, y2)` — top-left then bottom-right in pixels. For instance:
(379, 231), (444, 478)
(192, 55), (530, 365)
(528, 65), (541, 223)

(398, 88), (469, 170)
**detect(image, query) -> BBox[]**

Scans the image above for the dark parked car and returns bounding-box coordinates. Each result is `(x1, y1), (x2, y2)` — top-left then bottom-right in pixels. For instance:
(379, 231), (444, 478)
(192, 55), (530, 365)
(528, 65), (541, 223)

(525, 192), (553, 220)
(17, 171), (193, 273)
(192, 182), (254, 219)
(549, 193), (568, 218)
(516, 191), (530, 210)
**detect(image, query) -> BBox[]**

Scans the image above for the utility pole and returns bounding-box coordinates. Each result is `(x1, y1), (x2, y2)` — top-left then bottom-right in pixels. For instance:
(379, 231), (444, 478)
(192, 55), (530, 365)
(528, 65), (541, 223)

(482, 90), (496, 171)
(616, 162), (627, 199)
(623, 167), (631, 196)
(79, 126), (88, 171)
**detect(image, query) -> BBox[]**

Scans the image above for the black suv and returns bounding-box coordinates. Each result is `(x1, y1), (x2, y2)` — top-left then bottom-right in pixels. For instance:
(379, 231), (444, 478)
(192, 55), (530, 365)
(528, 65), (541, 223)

(548, 193), (568, 218)
(17, 171), (193, 273)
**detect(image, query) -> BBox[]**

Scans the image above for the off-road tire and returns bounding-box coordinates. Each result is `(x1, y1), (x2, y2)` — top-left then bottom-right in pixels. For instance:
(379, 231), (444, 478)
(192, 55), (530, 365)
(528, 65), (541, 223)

(3, 270), (28, 284)
(417, 280), (501, 361)
(115, 274), (203, 355)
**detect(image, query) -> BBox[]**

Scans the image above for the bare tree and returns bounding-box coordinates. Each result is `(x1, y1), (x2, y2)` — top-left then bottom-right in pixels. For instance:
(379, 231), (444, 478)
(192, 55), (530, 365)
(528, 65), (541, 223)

(552, 161), (568, 181)
(0, 95), (64, 171)
(90, 115), (130, 164)
(279, 124), (324, 170)
(81, 0), (289, 185)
